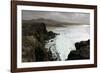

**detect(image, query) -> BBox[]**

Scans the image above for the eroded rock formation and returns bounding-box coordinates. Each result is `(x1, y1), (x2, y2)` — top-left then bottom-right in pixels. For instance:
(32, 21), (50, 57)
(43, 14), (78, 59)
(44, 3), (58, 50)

(67, 40), (90, 60)
(22, 22), (57, 62)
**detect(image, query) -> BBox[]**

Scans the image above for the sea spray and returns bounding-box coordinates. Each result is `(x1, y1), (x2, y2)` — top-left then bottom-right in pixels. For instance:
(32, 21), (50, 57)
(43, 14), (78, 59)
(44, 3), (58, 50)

(45, 25), (90, 61)
(56, 33), (76, 61)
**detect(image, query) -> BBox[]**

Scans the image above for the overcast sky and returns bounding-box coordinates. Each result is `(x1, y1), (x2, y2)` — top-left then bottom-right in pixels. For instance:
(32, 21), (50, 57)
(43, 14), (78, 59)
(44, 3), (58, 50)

(22, 10), (90, 24)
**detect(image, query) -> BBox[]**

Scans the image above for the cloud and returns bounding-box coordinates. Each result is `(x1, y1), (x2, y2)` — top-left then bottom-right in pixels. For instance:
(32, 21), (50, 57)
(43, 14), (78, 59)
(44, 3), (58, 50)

(22, 10), (90, 24)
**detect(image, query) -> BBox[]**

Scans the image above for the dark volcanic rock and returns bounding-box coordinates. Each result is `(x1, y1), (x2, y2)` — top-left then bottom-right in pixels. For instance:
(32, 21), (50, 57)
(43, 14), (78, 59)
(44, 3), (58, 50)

(22, 22), (49, 62)
(67, 40), (90, 60)
(22, 22), (57, 62)
(35, 47), (45, 61)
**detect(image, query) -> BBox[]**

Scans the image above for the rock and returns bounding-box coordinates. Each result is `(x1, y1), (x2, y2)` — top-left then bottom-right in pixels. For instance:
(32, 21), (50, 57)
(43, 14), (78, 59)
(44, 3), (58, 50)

(35, 47), (45, 61)
(22, 22), (58, 62)
(22, 22), (49, 62)
(47, 44), (60, 61)
(67, 40), (90, 60)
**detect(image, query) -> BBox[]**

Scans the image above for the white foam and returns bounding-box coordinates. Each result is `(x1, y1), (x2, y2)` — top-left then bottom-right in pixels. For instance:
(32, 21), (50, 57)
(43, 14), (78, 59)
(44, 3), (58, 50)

(56, 33), (76, 60)
(46, 25), (90, 61)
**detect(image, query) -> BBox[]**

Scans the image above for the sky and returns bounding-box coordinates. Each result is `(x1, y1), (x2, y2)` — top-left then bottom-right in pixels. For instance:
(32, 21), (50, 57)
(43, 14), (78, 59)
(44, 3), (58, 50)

(22, 10), (90, 24)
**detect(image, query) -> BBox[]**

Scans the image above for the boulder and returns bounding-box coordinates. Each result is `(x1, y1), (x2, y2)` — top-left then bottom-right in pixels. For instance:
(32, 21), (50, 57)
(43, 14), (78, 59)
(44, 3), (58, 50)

(67, 40), (90, 60)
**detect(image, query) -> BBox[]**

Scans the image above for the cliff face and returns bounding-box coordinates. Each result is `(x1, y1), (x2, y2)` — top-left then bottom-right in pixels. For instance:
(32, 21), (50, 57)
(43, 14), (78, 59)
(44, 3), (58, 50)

(67, 40), (90, 60)
(22, 22), (49, 62)
(22, 21), (59, 62)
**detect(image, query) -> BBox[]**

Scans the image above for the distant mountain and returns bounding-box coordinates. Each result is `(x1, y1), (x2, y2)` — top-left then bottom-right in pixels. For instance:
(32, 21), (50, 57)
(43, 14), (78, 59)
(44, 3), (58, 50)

(22, 18), (83, 27)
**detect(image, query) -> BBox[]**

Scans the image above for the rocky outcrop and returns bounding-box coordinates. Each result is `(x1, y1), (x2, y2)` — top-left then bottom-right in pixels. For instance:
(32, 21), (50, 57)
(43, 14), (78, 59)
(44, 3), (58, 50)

(22, 22), (57, 62)
(67, 40), (90, 60)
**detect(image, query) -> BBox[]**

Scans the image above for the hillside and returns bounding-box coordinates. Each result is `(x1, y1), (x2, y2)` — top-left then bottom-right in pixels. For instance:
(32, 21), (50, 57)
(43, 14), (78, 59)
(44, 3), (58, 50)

(22, 18), (83, 27)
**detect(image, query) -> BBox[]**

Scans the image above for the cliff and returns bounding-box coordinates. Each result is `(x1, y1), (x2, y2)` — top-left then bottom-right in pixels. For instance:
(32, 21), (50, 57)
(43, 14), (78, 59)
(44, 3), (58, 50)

(22, 22), (57, 62)
(67, 40), (90, 60)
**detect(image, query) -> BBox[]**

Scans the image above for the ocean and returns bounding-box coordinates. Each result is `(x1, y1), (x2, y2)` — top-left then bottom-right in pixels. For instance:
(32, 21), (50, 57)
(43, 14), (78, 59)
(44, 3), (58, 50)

(46, 24), (90, 61)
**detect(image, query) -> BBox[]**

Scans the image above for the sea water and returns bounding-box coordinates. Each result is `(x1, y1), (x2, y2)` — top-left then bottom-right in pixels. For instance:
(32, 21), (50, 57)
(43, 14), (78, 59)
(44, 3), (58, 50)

(46, 25), (90, 61)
